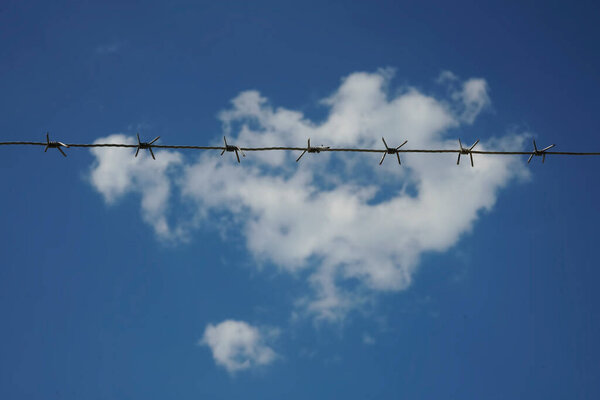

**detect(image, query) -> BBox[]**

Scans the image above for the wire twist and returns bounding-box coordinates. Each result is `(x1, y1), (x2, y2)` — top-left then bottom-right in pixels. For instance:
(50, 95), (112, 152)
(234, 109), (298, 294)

(2, 136), (600, 166)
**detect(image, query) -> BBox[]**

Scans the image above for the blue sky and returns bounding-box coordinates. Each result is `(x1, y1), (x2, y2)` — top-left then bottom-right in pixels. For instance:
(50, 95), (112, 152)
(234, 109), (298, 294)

(1, 1), (600, 398)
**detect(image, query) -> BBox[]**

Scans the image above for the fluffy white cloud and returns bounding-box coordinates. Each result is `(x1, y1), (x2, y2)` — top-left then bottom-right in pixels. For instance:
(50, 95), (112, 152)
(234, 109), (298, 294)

(88, 70), (529, 322)
(200, 320), (278, 373)
(456, 78), (491, 124)
(88, 134), (183, 239)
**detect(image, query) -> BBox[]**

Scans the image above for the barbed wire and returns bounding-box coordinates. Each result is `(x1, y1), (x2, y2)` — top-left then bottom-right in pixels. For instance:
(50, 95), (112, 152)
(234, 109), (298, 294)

(2, 133), (600, 166)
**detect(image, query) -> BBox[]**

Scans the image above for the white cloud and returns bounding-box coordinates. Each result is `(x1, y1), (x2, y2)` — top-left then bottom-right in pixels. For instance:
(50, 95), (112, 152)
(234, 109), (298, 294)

(88, 134), (183, 239)
(455, 78), (491, 124)
(363, 333), (376, 345)
(436, 70), (458, 84)
(95, 42), (123, 55)
(437, 71), (491, 124)
(88, 70), (529, 322)
(200, 320), (279, 373)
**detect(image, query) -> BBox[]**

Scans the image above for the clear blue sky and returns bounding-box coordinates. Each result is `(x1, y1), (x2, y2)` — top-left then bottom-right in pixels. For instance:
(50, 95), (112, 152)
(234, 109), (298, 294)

(1, 1), (600, 398)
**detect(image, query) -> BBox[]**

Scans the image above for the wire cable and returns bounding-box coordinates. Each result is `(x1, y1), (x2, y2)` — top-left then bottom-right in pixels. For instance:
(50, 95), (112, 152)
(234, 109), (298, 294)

(1, 136), (599, 165)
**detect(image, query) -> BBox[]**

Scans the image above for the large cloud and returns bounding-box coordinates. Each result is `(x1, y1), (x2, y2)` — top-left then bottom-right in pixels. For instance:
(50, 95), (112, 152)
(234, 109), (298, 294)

(88, 70), (529, 321)
(200, 320), (279, 373)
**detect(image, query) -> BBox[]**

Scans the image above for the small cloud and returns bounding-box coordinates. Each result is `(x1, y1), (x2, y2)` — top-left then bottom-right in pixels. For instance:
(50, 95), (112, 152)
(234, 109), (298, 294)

(323, 354), (342, 365)
(126, 122), (153, 132)
(362, 333), (375, 345)
(95, 41), (123, 55)
(298, 347), (318, 359)
(199, 320), (279, 374)
(436, 70), (458, 84)
(437, 71), (491, 123)
(455, 78), (491, 124)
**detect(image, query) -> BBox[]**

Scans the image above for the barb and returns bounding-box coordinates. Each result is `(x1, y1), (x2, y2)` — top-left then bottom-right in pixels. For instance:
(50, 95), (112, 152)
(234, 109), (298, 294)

(2, 135), (600, 166)
(221, 136), (245, 163)
(528, 140), (555, 164)
(296, 138), (330, 162)
(379, 137), (407, 166)
(457, 138), (479, 167)
(44, 132), (69, 157)
(135, 133), (160, 160)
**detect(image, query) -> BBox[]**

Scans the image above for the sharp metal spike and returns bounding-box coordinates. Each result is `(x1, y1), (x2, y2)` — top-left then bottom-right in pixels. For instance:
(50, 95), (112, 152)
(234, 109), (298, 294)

(235, 149), (240, 163)
(296, 150), (307, 162)
(379, 152), (386, 165)
(541, 144), (555, 152)
(57, 147), (67, 157)
(382, 137), (388, 148)
(57, 142), (69, 148)
(528, 153), (534, 164)
(396, 152), (401, 165)
(149, 136), (160, 144)
(470, 152), (474, 167)
(220, 149), (226, 156)
(46, 132), (50, 143)
(137, 133), (141, 145)
(135, 147), (140, 157)
(149, 147), (155, 160)
(470, 139), (480, 151)
(44, 145), (49, 152)
(308, 138), (311, 148)
(458, 138), (463, 150)
(533, 139), (538, 152)
(457, 153), (461, 165)
(223, 136), (228, 147)
(396, 140), (408, 150)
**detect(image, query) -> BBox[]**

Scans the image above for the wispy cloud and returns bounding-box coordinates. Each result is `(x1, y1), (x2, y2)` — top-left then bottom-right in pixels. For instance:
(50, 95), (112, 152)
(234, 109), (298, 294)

(95, 41), (124, 55)
(88, 69), (529, 322)
(199, 320), (279, 374)
(437, 71), (492, 123)
(436, 70), (458, 84)
(362, 333), (376, 345)
(455, 78), (491, 124)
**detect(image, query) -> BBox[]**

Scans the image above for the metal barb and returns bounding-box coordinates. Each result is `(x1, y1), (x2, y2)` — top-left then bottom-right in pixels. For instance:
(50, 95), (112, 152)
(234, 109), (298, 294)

(528, 139), (555, 164)
(379, 137), (407, 166)
(296, 138), (330, 162)
(457, 138), (479, 167)
(135, 133), (160, 160)
(44, 132), (69, 157)
(221, 136), (245, 163)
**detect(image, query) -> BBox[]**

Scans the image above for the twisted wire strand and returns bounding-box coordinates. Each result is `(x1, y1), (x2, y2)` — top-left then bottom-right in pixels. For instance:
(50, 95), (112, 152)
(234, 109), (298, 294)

(1, 140), (600, 156)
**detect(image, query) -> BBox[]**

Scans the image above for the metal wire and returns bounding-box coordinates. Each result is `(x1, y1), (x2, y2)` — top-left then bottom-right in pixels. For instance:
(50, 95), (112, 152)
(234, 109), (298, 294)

(3, 142), (600, 155)
(2, 136), (600, 164)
